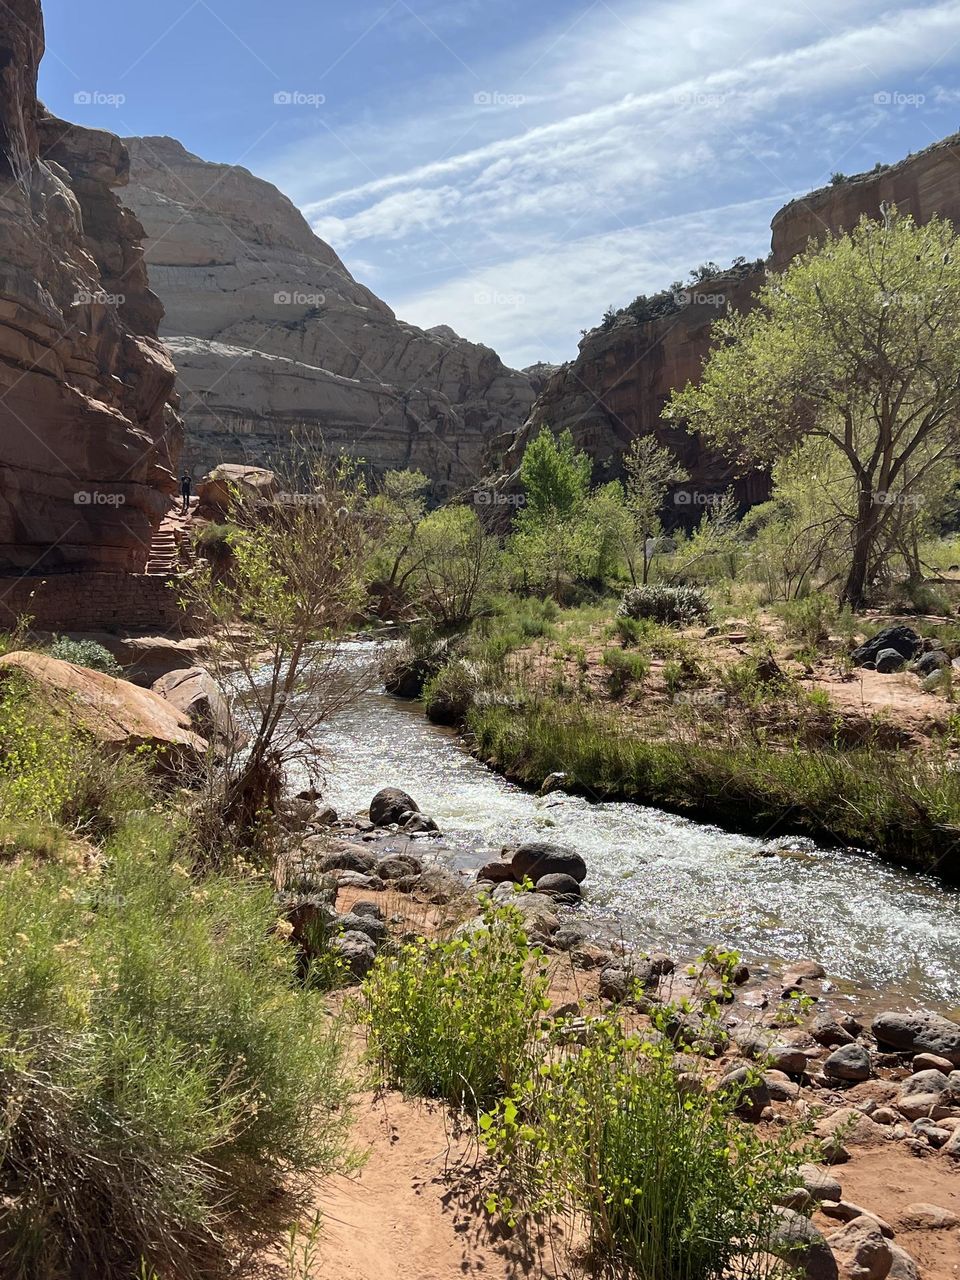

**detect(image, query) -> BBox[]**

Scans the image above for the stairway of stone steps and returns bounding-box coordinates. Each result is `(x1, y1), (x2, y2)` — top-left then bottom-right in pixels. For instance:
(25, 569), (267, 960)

(144, 503), (197, 576)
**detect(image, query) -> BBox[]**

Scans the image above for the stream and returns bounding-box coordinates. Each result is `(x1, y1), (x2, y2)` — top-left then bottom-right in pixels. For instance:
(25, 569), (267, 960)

(296, 640), (960, 1011)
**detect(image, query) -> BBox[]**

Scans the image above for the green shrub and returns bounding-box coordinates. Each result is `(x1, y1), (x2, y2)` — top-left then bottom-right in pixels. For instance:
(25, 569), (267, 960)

(775, 594), (837, 649)
(481, 1013), (812, 1279)
(602, 648), (651, 698)
(0, 673), (150, 837)
(0, 812), (353, 1280)
(359, 901), (549, 1112)
(618, 585), (710, 627)
(423, 658), (482, 724)
(46, 635), (123, 676)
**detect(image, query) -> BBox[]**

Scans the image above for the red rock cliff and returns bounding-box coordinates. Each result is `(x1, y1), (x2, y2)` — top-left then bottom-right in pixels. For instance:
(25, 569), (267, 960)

(0, 0), (182, 573)
(508, 132), (960, 505)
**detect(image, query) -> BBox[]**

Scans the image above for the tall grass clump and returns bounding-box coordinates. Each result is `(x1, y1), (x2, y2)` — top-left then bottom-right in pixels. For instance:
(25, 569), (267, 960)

(0, 811), (353, 1280)
(481, 1013), (814, 1280)
(359, 901), (549, 1112)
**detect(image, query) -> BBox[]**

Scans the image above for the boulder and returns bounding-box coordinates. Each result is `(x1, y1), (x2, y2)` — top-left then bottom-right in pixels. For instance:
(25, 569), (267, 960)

(850, 627), (921, 669)
(915, 649), (950, 677)
(827, 1216), (892, 1280)
(534, 872), (582, 900)
(508, 841), (587, 884)
(369, 787), (420, 827)
(872, 1010), (960, 1066)
(719, 1066), (771, 1121)
(331, 930), (377, 980)
(538, 771), (571, 795)
(401, 811), (439, 834)
(900, 1203), (958, 1230)
(411, 869), (465, 904)
(798, 1165), (843, 1204)
(897, 1069), (951, 1122)
(152, 666), (242, 747)
(336, 911), (387, 946)
(815, 1108), (890, 1163)
(0, 652), (206, 764)
(477, 860), (517, 884)
(875, 648), (906, 674)
(378, 855), (424, 880)
(766, 1208), (839, 1280)
(195, 464), (277, 519)
(824, 1044), (873, 1082)
(314, 847), (379, 875)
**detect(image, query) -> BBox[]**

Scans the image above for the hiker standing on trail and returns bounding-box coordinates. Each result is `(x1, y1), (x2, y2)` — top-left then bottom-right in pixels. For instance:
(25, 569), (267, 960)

(180, 471), (192, 514)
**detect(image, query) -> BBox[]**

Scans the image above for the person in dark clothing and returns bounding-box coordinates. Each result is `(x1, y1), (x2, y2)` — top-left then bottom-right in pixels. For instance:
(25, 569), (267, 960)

(180, 471), (192, 514)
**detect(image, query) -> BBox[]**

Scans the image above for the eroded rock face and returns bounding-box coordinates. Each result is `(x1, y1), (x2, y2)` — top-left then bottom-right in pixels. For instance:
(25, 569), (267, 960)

(505, 131), (960, 506)
(0, 1), (182, 572)
(123, 136), (535, 497)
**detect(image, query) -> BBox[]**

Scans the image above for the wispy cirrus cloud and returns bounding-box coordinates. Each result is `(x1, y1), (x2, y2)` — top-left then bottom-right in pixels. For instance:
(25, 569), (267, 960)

(258, 0), (960, 365)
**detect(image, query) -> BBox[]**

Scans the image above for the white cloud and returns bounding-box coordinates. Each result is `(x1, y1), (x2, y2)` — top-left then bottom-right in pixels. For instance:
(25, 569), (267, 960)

(258, 0), (960, 366)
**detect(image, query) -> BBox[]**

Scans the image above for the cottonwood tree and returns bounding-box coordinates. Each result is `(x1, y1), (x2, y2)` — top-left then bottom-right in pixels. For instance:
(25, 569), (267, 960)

(511, 427), (596, 596)
(407, 505), (501, 628)
(668, 210), (960, 607)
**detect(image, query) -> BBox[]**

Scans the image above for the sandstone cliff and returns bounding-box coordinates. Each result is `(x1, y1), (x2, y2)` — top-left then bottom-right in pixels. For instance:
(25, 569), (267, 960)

(510, 132), (960, 505)
(123, 137), (535, 498)
(0, 0), (182, 573)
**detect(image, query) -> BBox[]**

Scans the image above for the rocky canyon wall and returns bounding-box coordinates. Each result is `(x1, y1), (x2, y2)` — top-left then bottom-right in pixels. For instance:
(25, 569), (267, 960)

(0, 0), (182, 573)
(510, 132), (960, 507)
(123, 137), (536, 499)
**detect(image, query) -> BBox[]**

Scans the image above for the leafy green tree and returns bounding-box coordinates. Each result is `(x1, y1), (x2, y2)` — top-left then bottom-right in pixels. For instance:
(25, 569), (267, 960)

(623, 435), (688, 584)
(519, 426), (591, 519)
(408, 505), (501, 628)
(668, 210), (960, 607)
(512, 427), (596, 597)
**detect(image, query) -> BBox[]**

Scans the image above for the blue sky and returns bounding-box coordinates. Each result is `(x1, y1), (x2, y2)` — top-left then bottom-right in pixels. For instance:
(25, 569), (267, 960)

(39, 0), (960, 368)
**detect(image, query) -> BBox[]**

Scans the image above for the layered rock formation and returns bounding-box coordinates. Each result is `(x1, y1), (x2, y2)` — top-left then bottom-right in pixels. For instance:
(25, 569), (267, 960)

(0, 0), (182, 573)
(510, 132), (960, 506)
(123, 137), (536, 498)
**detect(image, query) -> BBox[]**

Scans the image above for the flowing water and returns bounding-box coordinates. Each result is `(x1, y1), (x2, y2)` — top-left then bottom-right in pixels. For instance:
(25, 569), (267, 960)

(299, 641), (960, 1009)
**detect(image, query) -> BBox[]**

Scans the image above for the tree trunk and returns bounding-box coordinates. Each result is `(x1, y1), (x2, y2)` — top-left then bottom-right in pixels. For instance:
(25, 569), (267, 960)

(841, 485), (878, 608)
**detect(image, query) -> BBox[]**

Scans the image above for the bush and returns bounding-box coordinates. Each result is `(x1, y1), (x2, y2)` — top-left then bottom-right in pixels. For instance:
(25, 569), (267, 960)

(423, 658), (485, 724)
(0, 673), (150, 837)
(481, 1013), (813, 1279)
(775, 594), (837, 649)
(602, 648), (650, 698)
(359, 901), (549, 1112)
(618, 585), (710, 627)
(46, 635), (122, 677)
(0, 812), (353, 1280)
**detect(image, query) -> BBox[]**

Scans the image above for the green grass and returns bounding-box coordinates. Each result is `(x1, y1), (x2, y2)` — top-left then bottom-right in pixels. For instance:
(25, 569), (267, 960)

(359, 901), (549, 1112)
(468, 697), (960, 877)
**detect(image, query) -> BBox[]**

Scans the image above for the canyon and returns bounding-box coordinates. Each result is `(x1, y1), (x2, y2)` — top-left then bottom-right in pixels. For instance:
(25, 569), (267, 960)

(122, 136), (536, 497)
(0, 0), (182, 575)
